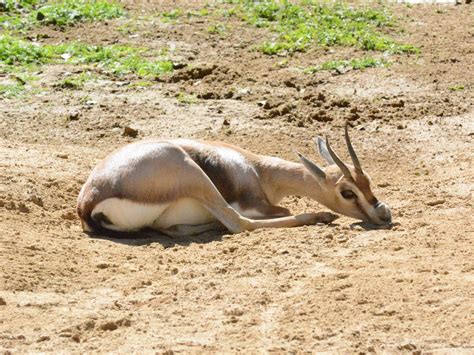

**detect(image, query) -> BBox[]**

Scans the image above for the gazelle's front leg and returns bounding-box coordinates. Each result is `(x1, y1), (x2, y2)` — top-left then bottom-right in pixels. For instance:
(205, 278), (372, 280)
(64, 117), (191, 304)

(186, 159), (337, 233)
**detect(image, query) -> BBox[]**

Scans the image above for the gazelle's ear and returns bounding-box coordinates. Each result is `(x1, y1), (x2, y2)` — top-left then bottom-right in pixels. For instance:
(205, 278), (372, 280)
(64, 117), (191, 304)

(314, 137), (335, 165)
(296, 151), (326, 183)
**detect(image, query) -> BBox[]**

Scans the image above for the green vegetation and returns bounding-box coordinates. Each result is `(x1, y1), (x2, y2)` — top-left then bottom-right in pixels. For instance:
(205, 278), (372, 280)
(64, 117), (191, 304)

(1, 0), (125, 30)
(57, 71), (96, 89)
(177, 92), (197, 104)
(228, 0), (418, 55)
(0, 0), (40, 13)
(33, 0), (125, 26)
(0, 82), (26, 98)
(207, 23), (227, 35)
(306, 57), (387, 73)
(0, 35), (173, 78)
(160, 9), (181, 21)
(448, 85), (464, 91)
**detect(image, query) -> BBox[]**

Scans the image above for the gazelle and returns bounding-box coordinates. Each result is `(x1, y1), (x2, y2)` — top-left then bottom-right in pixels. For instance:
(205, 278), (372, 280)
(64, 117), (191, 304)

(77, 126), (391, 237)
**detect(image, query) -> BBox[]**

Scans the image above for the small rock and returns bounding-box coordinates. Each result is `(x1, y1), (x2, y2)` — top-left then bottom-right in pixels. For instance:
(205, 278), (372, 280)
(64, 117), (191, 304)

(0, 297), (6, 305)
(222, 119), (230, 126)
(391, 99), (405, 108)
(57, 154), (68, 159)
(68, 112), (80, 121)
(397, 124), (406, 130)
(72, 333), (80, 343)
(378, 182), (390, 188)
(224, 306), (244, 316)
(37, 335), (50, 342)
(18, 203), (29, 213)
(96, 263), (110, 269)
(426, 199), (445, 206)
(337, 235), (348, 243)
(123, 126), (138, 138)
(29, 195), (43, 207)
(324, 233), (334, 240)
(61, 211), (76, 220)
(100, 321), (118, 331)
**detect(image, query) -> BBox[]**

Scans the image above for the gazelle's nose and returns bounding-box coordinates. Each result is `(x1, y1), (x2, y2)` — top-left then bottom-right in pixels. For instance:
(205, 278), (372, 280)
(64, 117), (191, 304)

(375, 202), (392, 224)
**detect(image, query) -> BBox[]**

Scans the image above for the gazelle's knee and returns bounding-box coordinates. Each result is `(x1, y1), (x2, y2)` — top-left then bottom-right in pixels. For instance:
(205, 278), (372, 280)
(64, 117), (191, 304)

(227, 217), (255, 233)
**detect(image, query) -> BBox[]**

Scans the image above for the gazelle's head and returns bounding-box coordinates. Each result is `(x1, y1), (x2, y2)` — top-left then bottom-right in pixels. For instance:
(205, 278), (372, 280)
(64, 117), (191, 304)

(297, 126), (392, 225)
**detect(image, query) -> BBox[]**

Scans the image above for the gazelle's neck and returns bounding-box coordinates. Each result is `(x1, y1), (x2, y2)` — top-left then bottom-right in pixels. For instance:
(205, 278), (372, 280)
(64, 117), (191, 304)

(256, 156), (328, 205)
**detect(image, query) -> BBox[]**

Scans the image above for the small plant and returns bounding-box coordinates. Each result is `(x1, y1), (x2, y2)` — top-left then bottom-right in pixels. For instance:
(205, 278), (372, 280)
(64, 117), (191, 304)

(0, 82), (25, 98)
(306, 57), (388, 73)
(161, 9), (181, 21)
(207, 23), (227, 35)
(177, 92), (197, 104)
(448, 85), (465, 91)
(57, 71), (96, 89)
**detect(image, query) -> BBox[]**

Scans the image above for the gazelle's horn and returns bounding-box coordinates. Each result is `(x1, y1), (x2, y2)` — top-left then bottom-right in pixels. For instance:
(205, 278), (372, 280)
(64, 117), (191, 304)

(344, 124), (363, 174)
(325, 135), (354, 181)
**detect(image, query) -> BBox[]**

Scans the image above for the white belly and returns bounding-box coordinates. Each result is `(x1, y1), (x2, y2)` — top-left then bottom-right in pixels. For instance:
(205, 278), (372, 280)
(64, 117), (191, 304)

(91, 198), (265, 232)
(153, 198), (215, 229)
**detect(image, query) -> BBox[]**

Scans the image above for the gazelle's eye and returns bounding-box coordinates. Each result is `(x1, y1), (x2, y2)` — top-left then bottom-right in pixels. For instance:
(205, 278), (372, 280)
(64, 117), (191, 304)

(341, 190), (356, 199)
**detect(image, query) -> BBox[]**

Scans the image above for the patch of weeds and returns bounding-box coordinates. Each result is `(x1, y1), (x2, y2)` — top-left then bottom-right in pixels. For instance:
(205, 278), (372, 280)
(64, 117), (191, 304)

(0, 34), (49, 64)
(0, 0), (40, 13)
(207, 23), (227, 35)
(305, 57), (387, 73)
(186, 8), (210, 17)
(129, 80), (153, 88)
(57, 71), (96, 89)
(230, 0), (418, 55)
(160, 9), (181, 21)
(33, 0), (125, 26)
(0, 82), (25, 98)
(448, 85), (464, 91)
(117, 21), (139, 35)
(0, 35), (173, 78)
(1, 0), (125, 31)
(177, 92), (197, 104)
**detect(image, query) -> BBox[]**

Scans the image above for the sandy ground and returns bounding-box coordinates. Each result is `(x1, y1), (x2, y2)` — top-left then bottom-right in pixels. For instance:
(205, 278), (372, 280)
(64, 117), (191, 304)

(1, 1), (473, 353)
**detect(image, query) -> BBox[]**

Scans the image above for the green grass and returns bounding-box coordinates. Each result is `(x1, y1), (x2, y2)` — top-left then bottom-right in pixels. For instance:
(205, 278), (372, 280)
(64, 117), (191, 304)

(448, 85), (464, 91)
(0, 82), (26, 98)
(305, 57), (387, 73)
(57, 71), (96, 89)
(177, 92), (197, 104)
(229, 0), (418, 55)
(207, 23), (227, 35)
(0, 35), (173, 78)
(0, 0), (40, 12)
(33, 0), (125, 26)
(1, 0), (125, 30)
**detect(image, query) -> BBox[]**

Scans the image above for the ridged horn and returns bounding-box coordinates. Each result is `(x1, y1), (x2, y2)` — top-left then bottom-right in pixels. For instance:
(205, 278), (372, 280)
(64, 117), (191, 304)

(344, 124), (363, 174)
(325, 135), (354, 181)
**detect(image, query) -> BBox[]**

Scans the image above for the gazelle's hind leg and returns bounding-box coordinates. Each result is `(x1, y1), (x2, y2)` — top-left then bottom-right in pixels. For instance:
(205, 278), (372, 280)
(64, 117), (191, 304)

(159, 222), (225, 237)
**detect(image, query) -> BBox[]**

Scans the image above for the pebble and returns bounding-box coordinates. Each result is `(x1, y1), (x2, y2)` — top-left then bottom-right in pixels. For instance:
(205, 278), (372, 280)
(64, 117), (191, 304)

(18, 203), (29, 213)
(337, 235), (348, 243)
(29, 195), (43, 207)
(37, 335), (50, 342)
(123, 126), (138, 138)
(426, 199), (445, 206)
(0, 297), (6, 305)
